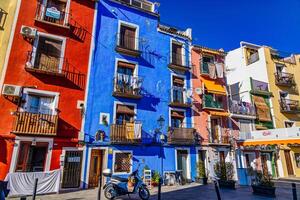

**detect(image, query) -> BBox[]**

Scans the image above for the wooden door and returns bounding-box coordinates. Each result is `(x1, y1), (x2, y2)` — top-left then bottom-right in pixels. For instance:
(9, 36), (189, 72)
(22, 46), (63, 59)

(261, 154), (269, 176)
(89, 150), (103, 188)
(62, 151), (83, 188)
(172, 43), (183, 65)
(284, 150), (294, 176)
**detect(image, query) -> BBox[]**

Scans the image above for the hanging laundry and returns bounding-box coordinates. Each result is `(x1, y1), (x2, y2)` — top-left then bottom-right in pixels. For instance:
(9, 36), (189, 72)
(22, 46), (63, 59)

(215, 63), (224, 78)
(134, 122), (142, 139)
(208, 63), (216, 79)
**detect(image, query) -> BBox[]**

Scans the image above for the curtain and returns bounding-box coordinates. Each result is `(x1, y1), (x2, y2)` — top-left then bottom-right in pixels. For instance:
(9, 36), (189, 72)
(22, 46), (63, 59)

(39, 97), (55, 115)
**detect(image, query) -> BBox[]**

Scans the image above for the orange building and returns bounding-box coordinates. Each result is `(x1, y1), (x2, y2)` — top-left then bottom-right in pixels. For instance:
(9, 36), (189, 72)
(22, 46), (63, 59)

(191, 45), (236, 178)
(0, 0), (95, 189)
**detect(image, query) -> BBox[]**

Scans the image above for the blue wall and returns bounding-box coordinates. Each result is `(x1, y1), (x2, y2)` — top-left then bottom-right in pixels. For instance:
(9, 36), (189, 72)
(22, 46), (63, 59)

(84, 0), (195, 183)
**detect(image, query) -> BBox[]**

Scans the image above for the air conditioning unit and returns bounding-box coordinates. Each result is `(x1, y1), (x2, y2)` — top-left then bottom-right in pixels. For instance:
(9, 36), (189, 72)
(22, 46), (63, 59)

(2, 84), (22, 97)
(20, 25), (37, 39)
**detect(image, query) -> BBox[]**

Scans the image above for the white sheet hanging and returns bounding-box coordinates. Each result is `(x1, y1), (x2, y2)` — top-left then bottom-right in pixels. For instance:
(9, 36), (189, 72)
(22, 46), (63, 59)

(215, 63), (224, 78)
(134, 123), (142, 139)
(4, 169), (61, 197)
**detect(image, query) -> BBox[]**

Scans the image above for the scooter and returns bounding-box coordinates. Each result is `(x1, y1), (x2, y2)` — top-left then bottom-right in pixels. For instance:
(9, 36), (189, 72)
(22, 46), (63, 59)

(102, 164), (150, 200)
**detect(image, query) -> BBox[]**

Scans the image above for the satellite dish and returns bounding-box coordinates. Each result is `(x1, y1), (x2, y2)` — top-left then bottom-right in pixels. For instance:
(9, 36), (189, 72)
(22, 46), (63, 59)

(195, 88), (202, 95)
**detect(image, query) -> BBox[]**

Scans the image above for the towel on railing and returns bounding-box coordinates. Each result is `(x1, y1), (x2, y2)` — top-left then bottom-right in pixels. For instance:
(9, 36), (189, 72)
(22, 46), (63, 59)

(208, 63), (216, 79)
(126, 123), (135, 139)
(134, 123), (142, 139)
(215, 63), (224, 78)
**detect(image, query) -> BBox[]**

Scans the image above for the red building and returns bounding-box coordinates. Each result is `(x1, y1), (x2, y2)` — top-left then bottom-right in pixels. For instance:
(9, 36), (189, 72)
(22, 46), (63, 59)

(0, 0), (95, 189)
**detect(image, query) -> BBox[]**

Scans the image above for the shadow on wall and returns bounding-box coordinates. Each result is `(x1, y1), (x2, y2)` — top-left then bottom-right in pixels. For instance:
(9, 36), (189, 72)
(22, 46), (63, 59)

(57, 118), (80, 138)
(138, 88), (160, 112)
(0, 138), (8, 164)
(72, 0), (95, 9)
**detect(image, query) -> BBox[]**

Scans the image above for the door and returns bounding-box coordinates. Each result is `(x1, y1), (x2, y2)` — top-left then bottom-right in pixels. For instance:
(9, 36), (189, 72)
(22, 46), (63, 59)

(284, 150), (294, 176)
(172, 43), (183, 65)
(177, 150), (189, 180)
(62, 151), (83, 188)
(89, 150), (103, 188)
(261, 153), (272, 176)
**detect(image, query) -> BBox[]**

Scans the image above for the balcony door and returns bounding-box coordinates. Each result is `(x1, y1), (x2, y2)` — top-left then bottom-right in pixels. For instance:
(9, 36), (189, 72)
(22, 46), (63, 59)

(210, 118), (221, 143)
(172, 76), (185, 104)
(34, 35), (63, 73)
(88, 150), (103, 188)
(171, 110), (185, 128)
(176, 149), (189, 181)
(25, 94), (55, 115)
(116, 104), (135, 125)
(116, 61), (136, 94)
(284, 150), (294, 176)
(171, 42), (183, 66)
(119, 24), (137, 50)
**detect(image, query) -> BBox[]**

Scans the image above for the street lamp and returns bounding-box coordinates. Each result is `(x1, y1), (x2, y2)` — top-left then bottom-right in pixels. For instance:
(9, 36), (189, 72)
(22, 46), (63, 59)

(157, 115), (165, 200)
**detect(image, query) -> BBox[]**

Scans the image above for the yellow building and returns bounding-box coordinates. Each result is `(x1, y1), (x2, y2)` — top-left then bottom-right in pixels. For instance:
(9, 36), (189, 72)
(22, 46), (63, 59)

(0, 0), (20, 84)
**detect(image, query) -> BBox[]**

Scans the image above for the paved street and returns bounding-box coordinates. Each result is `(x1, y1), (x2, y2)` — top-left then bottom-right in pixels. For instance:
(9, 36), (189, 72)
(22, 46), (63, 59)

(7, 182), (300, 200)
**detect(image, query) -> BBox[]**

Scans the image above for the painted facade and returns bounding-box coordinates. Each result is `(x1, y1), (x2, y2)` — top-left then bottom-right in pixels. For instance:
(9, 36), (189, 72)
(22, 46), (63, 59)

(0, 0), (20, 87)
(191, 45), (237, 179)
(82, 0), (200, 188)
(0, 0), (95, 189)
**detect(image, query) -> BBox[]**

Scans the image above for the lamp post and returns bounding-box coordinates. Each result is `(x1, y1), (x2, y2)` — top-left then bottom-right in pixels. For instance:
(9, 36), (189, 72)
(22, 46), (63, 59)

(157, 116), (165, 200)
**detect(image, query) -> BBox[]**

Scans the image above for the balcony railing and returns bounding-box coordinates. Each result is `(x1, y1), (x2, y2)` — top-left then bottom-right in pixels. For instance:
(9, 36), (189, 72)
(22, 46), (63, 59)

(275, 72), (296, 86)
(113, 74), (143, 99)
(12, 112), (58, 136)
(209, 129), (230, 145)
(110, 122), (142, 144)
(169, 87), (191, 108)
(168, 52), (189, 71)
(115, 33), (142, 57)
(271, 51), (296, 64)
(35, 3), (70, 28)
(168, 127), (196, 145)
(230, 100), (256, 117)
(203, 94), (225, 110)
(280, 99), (300, 114)
(113, 0), (156, 14)
(250, 78), (272, 96)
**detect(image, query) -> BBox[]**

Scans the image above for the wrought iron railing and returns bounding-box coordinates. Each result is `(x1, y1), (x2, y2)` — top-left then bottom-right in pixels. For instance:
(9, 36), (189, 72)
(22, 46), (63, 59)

(168, 127), (196, 145)
(209, 128), (230, 144)
(203, 94), (225, 110)
(12, 112), (58, 135)
(230, 100), (256, 116)
(113, 74), (143, 97)
(170, 87), (190, 106)
(275, 72), (296, 86)
(280, 99), (300, 113)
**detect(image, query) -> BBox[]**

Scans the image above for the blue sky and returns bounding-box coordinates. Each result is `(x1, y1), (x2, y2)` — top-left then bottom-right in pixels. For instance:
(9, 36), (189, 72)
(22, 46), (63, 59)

(157, 0), (300, 53)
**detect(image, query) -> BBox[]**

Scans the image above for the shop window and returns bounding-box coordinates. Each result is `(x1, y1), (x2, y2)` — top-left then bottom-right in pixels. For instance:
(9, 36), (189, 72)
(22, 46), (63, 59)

(113, 152), (132, 173)
(294, 153), (300, 168)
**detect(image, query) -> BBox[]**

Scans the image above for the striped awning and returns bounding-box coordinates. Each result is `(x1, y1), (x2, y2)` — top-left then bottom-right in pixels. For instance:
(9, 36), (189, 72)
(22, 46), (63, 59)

(240, 138), (300, 146)
(201, 77), (227, 95)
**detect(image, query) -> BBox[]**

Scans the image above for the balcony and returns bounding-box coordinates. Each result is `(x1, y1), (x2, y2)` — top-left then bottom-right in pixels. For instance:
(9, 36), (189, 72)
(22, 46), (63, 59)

(115, 34), (142, 57)
(209, 129), (231, 146)
(169, 87), (191, 108)
(230, 100), (256, 118)
(280, 99), (300, 114)
(202, 94), (225, 110)
(35, 3), (70, 29)
(275, 72), (296, 87)
(167, 127), (196, 145)
(12, 112), (58, 136)
(250, 78), (273, 96)
(110, 122), (142, 144)
(113, 74), (143, 99)
(112, 0), (157, 15)
(168, 52), (190, 72)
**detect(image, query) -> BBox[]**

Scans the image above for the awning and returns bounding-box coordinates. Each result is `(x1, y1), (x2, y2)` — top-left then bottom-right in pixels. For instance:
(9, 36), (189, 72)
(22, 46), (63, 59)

(241, 139), (300, 146)
(118, 61), (135, 69)
(201, 77), (227, 95)
(117, 104), (135, 115)
(171, 111), (185, 119)
(209, 110), (230, 117)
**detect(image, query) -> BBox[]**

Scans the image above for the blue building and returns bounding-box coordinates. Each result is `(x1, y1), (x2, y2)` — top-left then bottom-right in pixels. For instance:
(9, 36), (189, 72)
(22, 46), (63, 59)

(82, 0), (198, 188)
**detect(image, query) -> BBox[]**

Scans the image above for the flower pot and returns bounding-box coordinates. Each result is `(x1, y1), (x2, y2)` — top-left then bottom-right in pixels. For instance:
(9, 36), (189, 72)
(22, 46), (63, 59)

(195, 177), (208, 185)
(252, 185), (276, 197)
(218, 180), (236, 189)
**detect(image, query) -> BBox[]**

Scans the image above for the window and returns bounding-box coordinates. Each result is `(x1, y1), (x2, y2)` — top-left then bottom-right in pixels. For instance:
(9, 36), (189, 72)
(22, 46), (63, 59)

(15, 142), (48, 172)
(239, 120), (251, 133)
(115, 104), (135, 124)
(211, 118), (220, 143)
(119, 24), (137, 50)
(40, 0), (69, 26)
(171, 110), (185, 128)
(172, 76), (185, 104)
(201, 55), (214, 74)
(285, 121), (295, 128)
(171, 42), (184, 66)
(113, 152), (132, 174)
(246, 48), (259, 65)
(294, 153), (300, 168)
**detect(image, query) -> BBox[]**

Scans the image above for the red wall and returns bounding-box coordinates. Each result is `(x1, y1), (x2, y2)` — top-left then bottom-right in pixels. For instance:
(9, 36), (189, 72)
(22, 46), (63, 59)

(0, 0), (94, 179)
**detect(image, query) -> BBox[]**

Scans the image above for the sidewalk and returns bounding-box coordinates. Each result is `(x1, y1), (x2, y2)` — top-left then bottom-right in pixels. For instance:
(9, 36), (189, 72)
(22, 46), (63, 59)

(7, 182), (300, 200)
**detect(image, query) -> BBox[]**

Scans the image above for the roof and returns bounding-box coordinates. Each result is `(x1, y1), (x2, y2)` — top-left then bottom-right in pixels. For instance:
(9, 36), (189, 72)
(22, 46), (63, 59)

(158, 23), (192, 41)
(193, 45), (226, 56)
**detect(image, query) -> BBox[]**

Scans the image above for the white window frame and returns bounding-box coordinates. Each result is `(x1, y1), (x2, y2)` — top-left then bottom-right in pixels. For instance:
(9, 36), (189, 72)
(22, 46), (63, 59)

(31, 32), (66, 73)
(22, 88), (60, 115)
(170, 38), (186, 66)
(112, 150), (133, 175)
(169, 107), (187, 128)
(170, 73), (187, 104)
(40, 0), (71, 26)
(174, 147), (191, 180)
(113, 101), (137, 124)
(117, 20), (139, 50)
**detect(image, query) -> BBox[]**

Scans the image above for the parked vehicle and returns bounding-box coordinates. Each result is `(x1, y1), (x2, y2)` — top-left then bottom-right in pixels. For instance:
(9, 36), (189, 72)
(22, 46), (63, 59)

(103, 164), (150, 200)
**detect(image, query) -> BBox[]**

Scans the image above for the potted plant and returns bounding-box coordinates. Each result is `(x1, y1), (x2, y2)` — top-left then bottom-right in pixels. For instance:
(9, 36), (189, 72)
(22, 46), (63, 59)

(195, 161), (208, 185)
(251, 170), (276, 197)
(214, 162), (236, 189)
(152, 171), (160, 187)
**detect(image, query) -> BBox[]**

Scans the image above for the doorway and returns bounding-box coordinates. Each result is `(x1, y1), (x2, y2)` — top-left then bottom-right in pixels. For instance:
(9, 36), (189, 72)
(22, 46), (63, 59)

(89, 149), (103, 188)
(261, 153), (272, 176)
(62, 151), (83, 188)
(284, 150), (294, 176)
(176, 149), (189, 180)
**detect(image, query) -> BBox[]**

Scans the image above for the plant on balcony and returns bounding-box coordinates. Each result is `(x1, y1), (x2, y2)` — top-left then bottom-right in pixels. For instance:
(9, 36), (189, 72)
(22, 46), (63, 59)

(214, 162), (236, 189)
(152, 171), (160, 187)
(251, 170), (276, 197)
(195, 161), (208, 185)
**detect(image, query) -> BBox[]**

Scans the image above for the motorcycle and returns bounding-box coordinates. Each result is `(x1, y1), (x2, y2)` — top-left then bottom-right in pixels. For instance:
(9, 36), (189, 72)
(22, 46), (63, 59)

(102, 163), (150, 200)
